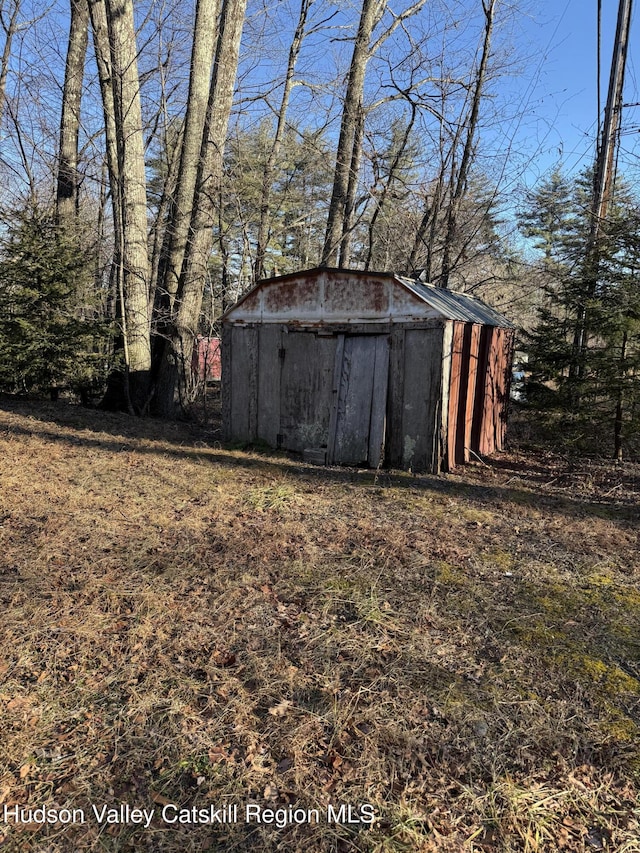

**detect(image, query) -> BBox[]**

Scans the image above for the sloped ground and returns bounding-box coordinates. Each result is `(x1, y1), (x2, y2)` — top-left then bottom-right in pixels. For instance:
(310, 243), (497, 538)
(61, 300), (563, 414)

(0, 399), (638, 852)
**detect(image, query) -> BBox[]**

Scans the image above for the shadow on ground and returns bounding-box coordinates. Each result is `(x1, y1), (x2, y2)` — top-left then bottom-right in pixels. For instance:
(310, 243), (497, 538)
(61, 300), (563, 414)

(1, 397), (638, 524)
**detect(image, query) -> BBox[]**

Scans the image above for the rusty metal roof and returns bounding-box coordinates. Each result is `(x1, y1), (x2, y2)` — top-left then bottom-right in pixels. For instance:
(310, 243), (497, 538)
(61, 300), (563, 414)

(394, 275), (515, 328)
(222, 267), (514, 328)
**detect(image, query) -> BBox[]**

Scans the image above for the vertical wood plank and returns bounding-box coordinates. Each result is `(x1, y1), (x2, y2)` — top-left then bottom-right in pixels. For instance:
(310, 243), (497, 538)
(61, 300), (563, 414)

(257, 325), (282, 446)
(332, 336), (376, 465)
(247, 327), (259, 440)
(471, 326), (491, 456)
(402, 326), (443, 473)
(368, 336), (390, 467)
(229, 325), (258, 442)
(447, 322), (464, 471)
(279, 332), (336, 452)
(463, 324), (480, 462)
(327, 334), (345, 464)
(221, 325), (232, 441)
(386, 328), (405, 468)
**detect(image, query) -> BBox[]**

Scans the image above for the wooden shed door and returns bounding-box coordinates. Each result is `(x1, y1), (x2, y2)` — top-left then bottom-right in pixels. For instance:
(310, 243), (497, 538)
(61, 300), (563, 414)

(328, 335), (389, 467)
(278, 331), (336, 452)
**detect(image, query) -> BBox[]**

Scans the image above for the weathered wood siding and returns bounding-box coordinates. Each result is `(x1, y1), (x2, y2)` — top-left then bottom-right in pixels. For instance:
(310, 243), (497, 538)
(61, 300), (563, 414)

(328, 334), (389, 467)
(446, 322), (485, 468)
(398, 326), (443, 473)
(222, 269), (514, 472)
(256, 325), (281, 447)
(224, 325), (258, 443)
(279, 331), (336, 452)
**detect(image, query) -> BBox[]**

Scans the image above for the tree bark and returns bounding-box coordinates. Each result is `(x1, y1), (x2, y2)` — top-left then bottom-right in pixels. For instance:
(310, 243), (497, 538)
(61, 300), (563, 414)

(321, 0), (382, 267)
(338, 100), (364, 267)
(156, 0), (220, 312)
(88, 0), (120, 230)
(154, 0), (247, 417)
(613, 329), (627, 461)
(103, 0), (152, 411)
(0, 0), (21, 129)
(56, 0), (89, 227)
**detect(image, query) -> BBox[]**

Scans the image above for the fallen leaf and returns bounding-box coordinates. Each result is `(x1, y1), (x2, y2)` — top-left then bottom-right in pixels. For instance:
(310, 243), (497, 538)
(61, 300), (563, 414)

(268, 699), (292, 717)
(6, 697), (29, 712)
(211, 650), (236, 667)
(208, 746), (229, 764)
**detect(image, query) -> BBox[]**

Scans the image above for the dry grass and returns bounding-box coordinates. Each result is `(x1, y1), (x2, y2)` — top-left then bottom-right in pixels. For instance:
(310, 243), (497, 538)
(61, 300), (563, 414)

(0, 398), (638, 852)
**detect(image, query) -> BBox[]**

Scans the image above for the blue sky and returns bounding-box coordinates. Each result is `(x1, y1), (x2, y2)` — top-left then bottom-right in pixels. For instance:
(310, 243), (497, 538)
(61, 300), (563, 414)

(512, 0), (640, 185)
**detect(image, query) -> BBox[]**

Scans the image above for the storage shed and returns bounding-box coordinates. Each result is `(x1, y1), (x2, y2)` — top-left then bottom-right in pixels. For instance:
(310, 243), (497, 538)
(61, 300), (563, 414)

(192, 336), (222, 382)
(221, 267), (515, 473)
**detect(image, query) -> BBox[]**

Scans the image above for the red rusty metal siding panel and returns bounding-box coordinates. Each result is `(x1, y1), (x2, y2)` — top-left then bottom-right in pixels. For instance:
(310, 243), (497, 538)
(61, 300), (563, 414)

(492, 327), (515, 451)
(492, 328), (504, 452)
(470, 327), (514, 457)
(239, 290), (261, 313)
(192, 336), (222, 381)
(484, 328), (499, 456)
(263, 276), (319, 314)
(471, 326), (491, 456)
(447, 322), (465, 470)
(462, 324), (481, 463)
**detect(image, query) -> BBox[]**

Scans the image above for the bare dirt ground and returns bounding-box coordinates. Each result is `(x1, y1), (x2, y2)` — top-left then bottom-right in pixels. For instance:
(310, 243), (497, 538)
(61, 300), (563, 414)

(0, 398), (638, 852)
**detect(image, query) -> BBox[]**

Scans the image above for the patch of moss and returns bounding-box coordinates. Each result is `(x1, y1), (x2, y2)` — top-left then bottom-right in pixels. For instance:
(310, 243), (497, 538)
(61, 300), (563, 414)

(600, 704), (639, 744)
(434, 561), (468, 586)
(460, 506), (497, 525)
(480, 548), (514, 571)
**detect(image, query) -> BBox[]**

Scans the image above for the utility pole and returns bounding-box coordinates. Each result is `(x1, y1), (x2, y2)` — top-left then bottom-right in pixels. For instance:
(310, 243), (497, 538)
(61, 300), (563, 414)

(590, 0), (633, 244)
(572, 0), (633, 391)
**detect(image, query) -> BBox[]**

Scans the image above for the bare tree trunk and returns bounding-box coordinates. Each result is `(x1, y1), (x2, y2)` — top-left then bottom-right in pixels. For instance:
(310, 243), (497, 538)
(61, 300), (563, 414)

(154, 0), (247, 417)
(0, 0), (21, 128)
(56, 0), (89, 227)
(103, 0), (151, 412)
(156, 0), (219, 311)
(254, 0), (311, 281)
(439, 0), (495, 290)
(338, 101), (364, 267)
(88, 0), (120, 231)
(321, 0), (382, 267)
(88, 0), (127, 409)
(322, 0), (428, 266)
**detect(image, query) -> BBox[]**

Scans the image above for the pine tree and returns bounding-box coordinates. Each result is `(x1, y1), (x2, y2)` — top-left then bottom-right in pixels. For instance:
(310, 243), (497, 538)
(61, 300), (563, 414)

(520, 167), (640, 457)
(0, 208), (108, 397)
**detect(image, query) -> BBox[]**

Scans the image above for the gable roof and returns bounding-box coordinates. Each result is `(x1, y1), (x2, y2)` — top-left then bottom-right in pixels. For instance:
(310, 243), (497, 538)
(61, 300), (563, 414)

(222, 267), (514, 328)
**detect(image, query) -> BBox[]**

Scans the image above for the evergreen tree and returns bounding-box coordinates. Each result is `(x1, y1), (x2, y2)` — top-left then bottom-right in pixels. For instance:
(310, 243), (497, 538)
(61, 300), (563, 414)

(0, 208), (109, 398)
(518, 168), (576, 270)
(520, 168), (640, 457)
